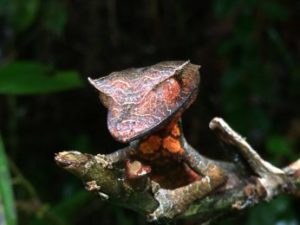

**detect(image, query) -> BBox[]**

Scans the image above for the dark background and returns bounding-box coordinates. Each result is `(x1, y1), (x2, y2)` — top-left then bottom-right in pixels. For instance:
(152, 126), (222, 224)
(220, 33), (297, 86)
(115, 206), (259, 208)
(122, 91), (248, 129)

(0, 0), (299, 225)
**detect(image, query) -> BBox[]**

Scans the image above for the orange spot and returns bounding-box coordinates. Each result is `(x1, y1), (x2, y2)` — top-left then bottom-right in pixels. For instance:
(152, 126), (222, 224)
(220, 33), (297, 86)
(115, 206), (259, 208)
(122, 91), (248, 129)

(139, 135), (162, 154)
(162, 136), (184, 154)
(161, 78), (181, 104)
(171, 123), (181, 137)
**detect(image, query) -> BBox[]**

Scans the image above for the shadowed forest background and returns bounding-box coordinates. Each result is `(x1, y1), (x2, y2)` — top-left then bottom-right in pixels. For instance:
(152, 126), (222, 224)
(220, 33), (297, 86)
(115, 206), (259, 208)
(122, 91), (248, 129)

(0, 0), (299, 225)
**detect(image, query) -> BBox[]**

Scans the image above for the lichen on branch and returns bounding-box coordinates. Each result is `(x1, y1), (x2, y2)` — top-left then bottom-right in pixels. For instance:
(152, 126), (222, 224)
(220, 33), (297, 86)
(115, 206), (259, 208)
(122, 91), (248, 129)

(55, 117), (300, 223)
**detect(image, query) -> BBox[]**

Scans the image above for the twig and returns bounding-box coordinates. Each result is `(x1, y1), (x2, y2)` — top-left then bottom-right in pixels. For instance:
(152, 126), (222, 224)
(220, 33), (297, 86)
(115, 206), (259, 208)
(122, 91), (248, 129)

(55, 118), (299, 223)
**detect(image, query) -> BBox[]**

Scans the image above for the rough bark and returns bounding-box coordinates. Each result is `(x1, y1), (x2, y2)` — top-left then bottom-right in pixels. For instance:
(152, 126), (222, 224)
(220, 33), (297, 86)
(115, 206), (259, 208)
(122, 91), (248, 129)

(55, 117), (300, 223)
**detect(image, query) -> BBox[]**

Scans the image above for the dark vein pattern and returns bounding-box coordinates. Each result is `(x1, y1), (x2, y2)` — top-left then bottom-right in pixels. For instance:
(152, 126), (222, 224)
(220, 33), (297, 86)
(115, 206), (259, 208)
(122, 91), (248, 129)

(89, 61), (200, 143)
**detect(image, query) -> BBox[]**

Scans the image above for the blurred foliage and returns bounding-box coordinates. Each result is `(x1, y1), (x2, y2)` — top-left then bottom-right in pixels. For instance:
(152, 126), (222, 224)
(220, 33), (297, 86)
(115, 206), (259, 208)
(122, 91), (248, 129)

(0, 0), (299, 225)
(0, 134), (17, 225)
(246, 196), (297, 225)
(0, 61), (82, 95)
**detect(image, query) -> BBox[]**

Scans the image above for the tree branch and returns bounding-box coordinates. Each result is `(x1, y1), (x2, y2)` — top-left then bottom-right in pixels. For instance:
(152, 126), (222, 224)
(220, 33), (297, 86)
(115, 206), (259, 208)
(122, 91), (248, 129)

(55, 118), (299, 223)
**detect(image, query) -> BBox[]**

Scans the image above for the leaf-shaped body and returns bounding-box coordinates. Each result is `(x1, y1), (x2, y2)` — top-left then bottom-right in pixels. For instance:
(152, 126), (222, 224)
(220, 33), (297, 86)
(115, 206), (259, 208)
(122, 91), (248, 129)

(89, 61), (200, 143)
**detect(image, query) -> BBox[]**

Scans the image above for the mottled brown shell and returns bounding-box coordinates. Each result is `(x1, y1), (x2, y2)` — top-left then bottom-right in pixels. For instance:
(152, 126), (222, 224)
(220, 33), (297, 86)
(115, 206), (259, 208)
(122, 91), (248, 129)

(89, 61), (200, 143)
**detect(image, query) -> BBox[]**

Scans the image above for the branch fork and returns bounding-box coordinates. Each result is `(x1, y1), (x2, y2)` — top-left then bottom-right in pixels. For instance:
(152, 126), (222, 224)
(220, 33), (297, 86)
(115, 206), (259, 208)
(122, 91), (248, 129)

(55, 117), (299, 223)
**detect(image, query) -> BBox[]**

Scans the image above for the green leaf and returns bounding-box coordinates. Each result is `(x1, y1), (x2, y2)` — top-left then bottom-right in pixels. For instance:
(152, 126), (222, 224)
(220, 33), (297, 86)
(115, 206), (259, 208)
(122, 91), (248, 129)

(0, 61), (83, 95)
(0, 133), (17, 225)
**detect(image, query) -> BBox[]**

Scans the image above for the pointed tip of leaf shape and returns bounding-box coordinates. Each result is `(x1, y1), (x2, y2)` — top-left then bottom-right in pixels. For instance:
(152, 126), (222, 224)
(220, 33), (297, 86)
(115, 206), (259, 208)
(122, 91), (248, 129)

(88, 60), (191, 104)
(90, 61), (201, 143)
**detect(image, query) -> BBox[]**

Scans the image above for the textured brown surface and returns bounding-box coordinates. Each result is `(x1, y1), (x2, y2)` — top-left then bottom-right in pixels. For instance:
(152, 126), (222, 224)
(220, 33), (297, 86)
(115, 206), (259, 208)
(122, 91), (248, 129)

(134, 121), (202, 189)
(89, 61), (200, 143)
